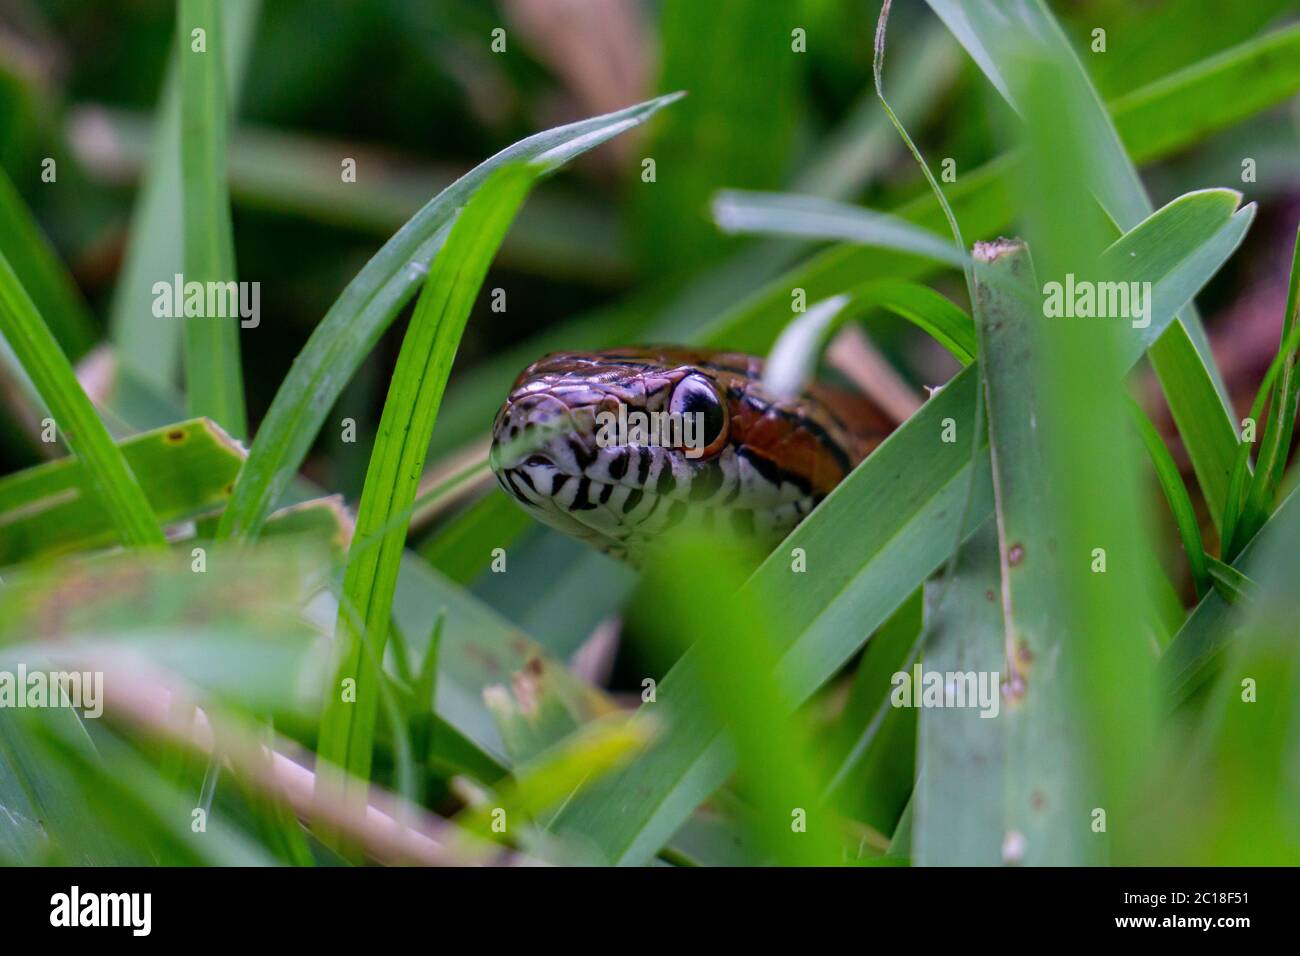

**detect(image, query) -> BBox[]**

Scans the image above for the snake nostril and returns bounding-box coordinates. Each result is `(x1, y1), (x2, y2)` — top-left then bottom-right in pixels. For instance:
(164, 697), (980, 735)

(523, 454), (553, 468)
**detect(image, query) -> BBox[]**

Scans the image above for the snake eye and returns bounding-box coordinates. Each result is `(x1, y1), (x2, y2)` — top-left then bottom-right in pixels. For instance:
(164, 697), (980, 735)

(669, 374), (728, 458)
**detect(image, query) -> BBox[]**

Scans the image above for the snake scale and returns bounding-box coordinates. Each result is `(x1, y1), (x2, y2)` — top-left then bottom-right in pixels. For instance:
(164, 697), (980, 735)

(490, 348), (892, 565)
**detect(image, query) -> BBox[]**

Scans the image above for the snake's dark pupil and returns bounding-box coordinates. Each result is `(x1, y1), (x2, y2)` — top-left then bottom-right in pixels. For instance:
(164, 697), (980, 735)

(673, 377), (725, 446)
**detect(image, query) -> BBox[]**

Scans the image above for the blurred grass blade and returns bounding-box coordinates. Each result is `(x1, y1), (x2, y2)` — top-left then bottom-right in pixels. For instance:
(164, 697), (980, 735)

(712, 191), (968, 268)
(765, 280), (975, 400)
(1108, 23), (1300, 160)
(81, 108), (630, 284)
(178, 0), (247, 439)
(1220, 310), (1300, 557)
(0, 168), (95, 361)
(109, 0), (260, 391)
(0, 418), (242, 565)
(216, 93), (682, 542)
(1009, 49), (1161, 862)
(553, 533), (845, 866)
(419, 489), (534, 585)
(1232, 227), (1300, 550)
(1164, 485), (1300, 701)
(317, 164), (537, 791)
(459, 714), (655, 839)
(635, 0), (796, 274)
(1128, 400), (1210, 598)
(0, 251), (164, 548)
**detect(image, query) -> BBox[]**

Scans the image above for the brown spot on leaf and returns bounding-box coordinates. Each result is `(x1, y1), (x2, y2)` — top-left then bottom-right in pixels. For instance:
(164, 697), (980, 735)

(1008, 542), (1025, 566)
(1016, 639), (1034, 667)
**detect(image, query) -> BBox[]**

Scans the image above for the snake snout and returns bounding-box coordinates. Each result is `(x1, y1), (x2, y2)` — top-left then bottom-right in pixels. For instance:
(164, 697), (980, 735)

(490, 392), (574, 470)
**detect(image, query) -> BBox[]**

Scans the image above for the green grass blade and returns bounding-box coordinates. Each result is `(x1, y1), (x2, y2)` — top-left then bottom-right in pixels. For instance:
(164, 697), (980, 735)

(0, 251), (164, 549)
(1205, 555), (1258, 604)
(712, 191), (968, 268)
(1107, 23), (1300, 160)
(458, 714), (655, 843)
(634, 0), (796, 274)
(974, 240), (1093, 864)
(1128, 399), (1210, 598)
(317, 164), (537, 791)
(1233, 227), (1300, 549)
(0, 167), (95, 361)
(913, 521), (1004, 865)
(640, 534), (844, 866)
(762, 280), (975, 399)
(215, 93), (681, 542)
(109, 0), (260, 392)
(1221, 315), (1300, 556)
(1163, 484), (1300, 702)
(178, 0), (247, 439)
(0, 418), (242, 565)
(419, 490), (535, 585)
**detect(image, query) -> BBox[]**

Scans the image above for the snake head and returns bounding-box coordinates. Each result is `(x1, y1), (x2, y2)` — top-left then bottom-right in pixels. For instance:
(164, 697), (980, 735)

(490, 348), (861, 564)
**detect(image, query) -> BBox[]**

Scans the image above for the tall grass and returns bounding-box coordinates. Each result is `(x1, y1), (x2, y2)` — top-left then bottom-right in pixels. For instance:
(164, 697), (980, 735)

(0, 0), (1298, 867)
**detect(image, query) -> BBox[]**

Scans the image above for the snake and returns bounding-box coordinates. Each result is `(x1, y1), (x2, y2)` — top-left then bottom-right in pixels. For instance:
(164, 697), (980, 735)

(489, 347), (891, 565)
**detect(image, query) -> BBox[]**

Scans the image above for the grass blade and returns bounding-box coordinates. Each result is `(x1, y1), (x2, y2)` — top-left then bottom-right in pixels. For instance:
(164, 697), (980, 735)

(0, 418), (243, 564)
(634, 0), (796, 274)
(0, 251), (164, 549)
(109, 0), (260, 391)
(974, 239), (1092, 864)
(1232, 227), (1300, 549)
(0, 168), (95, 361)
(762, 280), (974, 399)
(913, 521), (1004, 864)
(215, 93), (681, 542)
(1164, 485), (1300, 702)
(178, 0), (247, 439)
(712, 191), (968, 268)
(1128, 399), (1210, 598)
(316, 164), (537, 791)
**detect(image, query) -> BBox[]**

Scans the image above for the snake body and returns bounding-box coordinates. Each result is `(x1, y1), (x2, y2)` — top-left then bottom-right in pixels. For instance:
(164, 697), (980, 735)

(489, 347), (890, 564)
